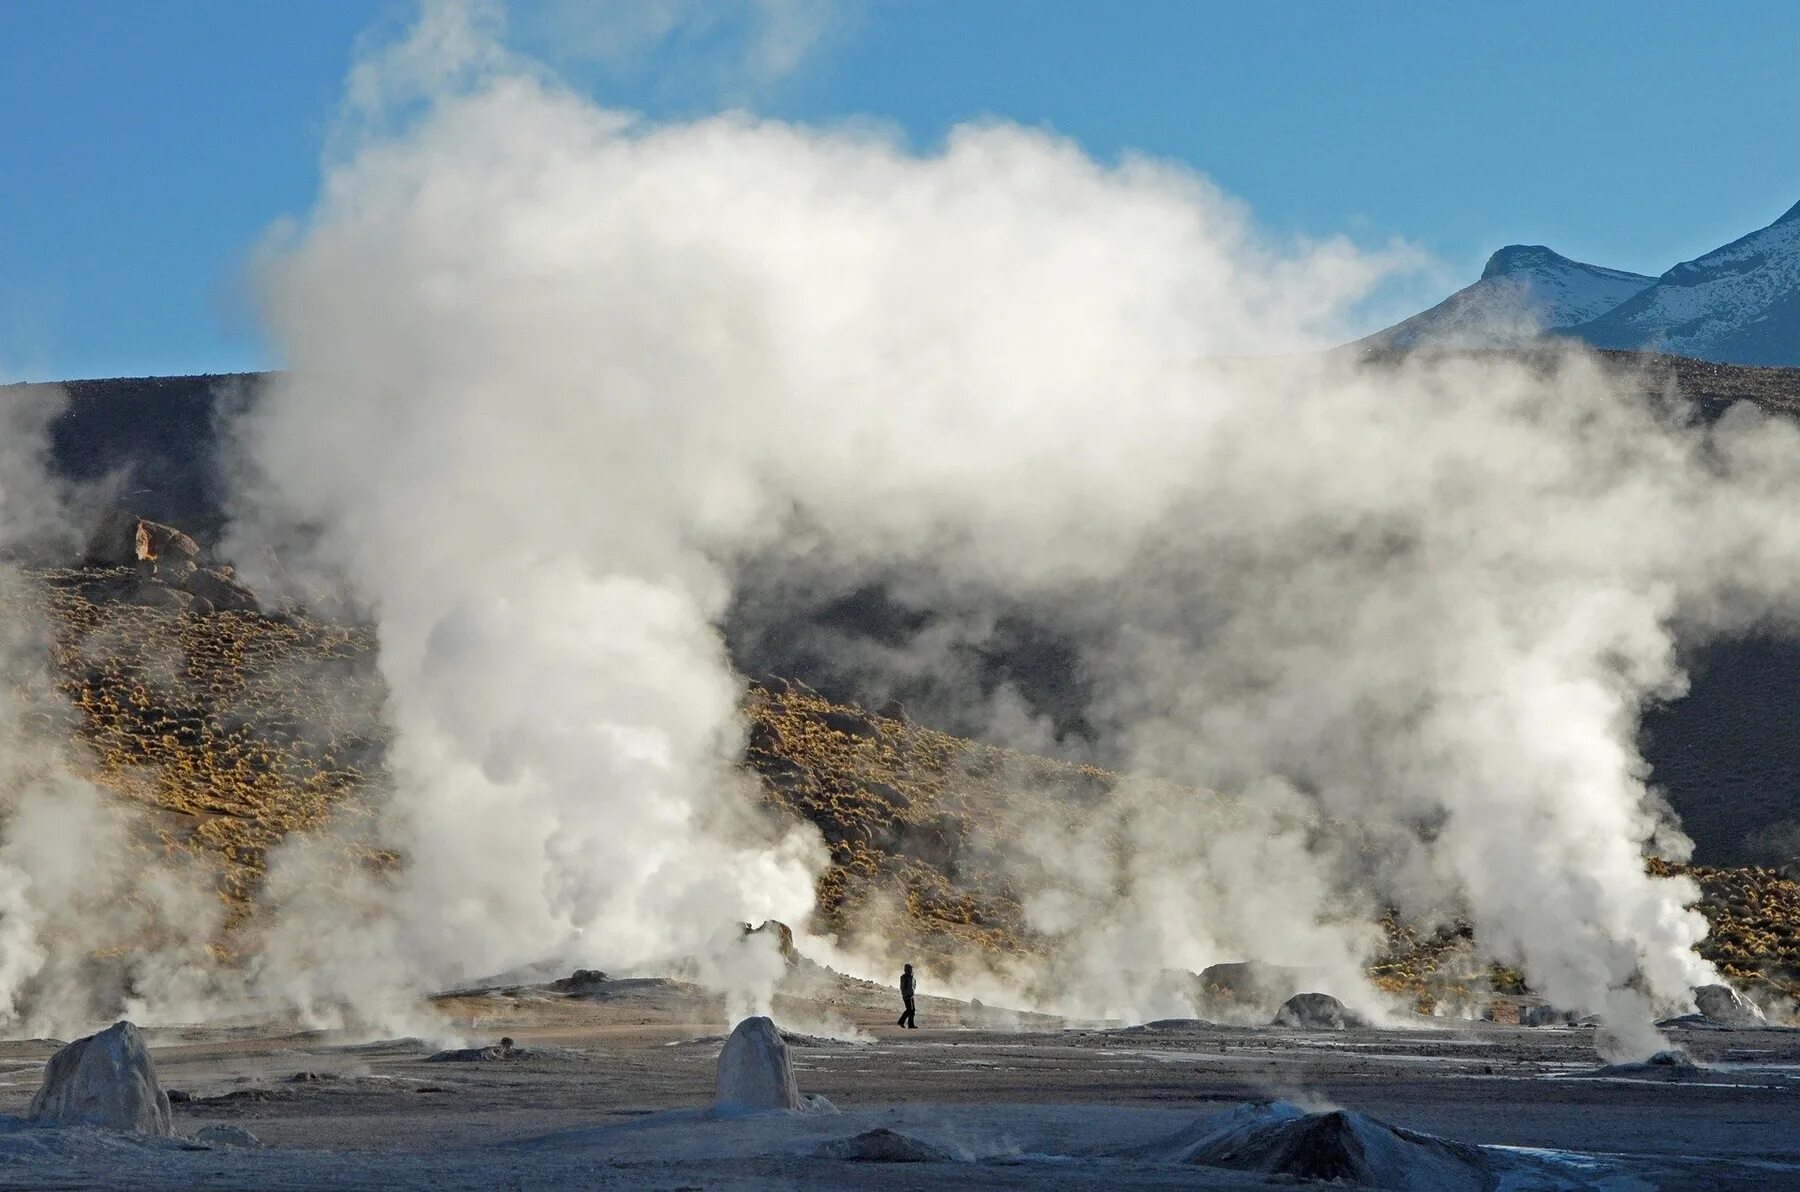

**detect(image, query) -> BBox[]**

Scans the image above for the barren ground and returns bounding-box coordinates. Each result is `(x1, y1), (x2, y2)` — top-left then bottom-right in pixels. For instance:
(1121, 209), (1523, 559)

(2, 969), (1796, 1190)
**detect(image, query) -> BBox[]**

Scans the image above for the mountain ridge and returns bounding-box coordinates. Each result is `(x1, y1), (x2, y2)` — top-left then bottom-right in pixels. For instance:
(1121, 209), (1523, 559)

(1361, 245), (1655, 352)
(1367, 200), (1800, 366)
(1571, 201), (1800, 365)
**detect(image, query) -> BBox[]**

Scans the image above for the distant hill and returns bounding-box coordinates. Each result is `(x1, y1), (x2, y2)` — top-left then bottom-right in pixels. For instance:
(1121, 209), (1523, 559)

(9, 373), (266, 543)
(1361, 246), (1654, 351)
(1365, 200), (1800, 366)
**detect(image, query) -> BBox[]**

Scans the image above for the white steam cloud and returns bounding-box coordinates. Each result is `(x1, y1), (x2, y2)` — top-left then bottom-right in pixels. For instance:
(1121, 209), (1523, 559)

(199, 6), (1800, 1056)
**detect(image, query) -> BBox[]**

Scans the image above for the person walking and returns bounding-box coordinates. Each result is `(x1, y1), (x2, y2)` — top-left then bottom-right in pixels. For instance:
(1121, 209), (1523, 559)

(896, 963), (917, 1029)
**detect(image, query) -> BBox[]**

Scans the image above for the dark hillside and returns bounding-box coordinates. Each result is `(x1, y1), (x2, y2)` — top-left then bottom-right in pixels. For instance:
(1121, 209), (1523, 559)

(12, 373), (267, 542)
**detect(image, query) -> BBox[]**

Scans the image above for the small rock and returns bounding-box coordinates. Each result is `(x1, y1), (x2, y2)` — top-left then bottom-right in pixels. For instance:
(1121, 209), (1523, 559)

(193, 1125), (260, 1148)
(426, 1039), (525, 1063)
(1591, 1049), (1703, 1079)
(815, 1127), (951, 1162)
(28, 1021), (172, 1135)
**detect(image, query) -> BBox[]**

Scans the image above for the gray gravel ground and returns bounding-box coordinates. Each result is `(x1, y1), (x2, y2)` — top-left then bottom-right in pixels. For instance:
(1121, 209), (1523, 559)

(1, 973), (1795, 1189)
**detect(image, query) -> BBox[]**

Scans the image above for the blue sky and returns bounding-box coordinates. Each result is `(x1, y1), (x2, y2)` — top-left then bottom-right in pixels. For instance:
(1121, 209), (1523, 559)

(3, 0), (1798, 381)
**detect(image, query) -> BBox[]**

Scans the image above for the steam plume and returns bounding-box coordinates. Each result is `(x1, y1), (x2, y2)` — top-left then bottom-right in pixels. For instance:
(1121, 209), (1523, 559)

(214, 6), (1800, 1054)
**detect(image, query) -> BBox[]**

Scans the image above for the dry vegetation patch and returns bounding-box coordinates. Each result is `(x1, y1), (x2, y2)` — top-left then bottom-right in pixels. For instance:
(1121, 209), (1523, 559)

(25, 569), (1800, 1003)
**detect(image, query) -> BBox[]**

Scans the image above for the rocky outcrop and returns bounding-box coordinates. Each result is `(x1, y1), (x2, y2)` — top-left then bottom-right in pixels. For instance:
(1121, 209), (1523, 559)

(82, 511), (259, 615)
(713, 1016), (801, 1113)
(28, 1021), (172, 1135)
(86, 511), (198, 574)
(743, 919), (798, 964)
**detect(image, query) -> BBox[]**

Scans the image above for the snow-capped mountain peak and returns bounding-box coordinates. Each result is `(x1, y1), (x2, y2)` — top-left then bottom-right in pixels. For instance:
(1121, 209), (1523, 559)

(1361, 245), (1655, 351)
(1571, 201), (1800, 366)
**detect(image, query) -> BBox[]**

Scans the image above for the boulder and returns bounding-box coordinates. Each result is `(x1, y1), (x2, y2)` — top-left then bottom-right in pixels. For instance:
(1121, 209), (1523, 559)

(28, 1021), (172, 1135)
(133, 518), (200, 571)
(1271, 992), (1357, 1030)
(84, 511), (202, 578)
(1177, 1102), (1492, 1191)
(713, 1016), (801, 1112)
(1694, 984), (1766, 1026)
(815, 1128), (951, 1162)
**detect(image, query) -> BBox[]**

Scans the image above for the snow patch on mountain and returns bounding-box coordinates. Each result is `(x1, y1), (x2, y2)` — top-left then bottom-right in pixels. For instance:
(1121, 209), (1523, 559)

(1361, 246), (1655, 351)
(1570, 201), (1800, 366)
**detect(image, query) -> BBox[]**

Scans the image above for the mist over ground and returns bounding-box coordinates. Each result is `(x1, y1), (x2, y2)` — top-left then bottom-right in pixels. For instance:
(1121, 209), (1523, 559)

(3, 4), (1799, 1060)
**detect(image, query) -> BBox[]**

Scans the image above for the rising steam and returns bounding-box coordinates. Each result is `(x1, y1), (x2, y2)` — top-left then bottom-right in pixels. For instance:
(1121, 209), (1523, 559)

(217, 6), (1800, 1055)
(5, 4), (1796, 1056)
(0, 385), (225, 1034)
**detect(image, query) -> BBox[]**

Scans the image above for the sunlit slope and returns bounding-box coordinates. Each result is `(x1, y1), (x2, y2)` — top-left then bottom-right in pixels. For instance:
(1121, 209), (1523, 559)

(35, 566), (389, 918)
